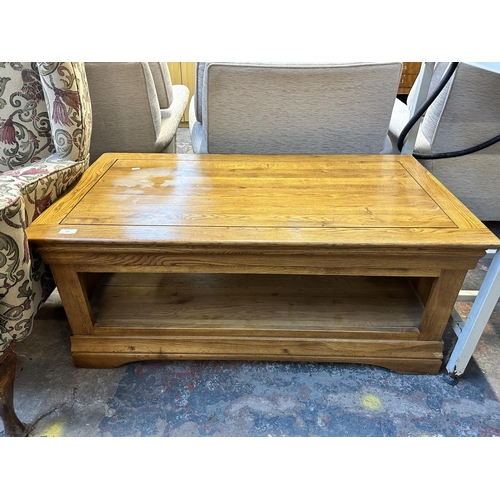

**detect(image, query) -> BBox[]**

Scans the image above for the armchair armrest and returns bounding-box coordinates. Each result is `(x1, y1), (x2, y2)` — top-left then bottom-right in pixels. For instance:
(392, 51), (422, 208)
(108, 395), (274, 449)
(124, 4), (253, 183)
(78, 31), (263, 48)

(0, 158), (86, 352)
(156, 84), (190, 151)
(388, 98), (434, 157)
(388, 98), (410, 152)
(1, 157), (86, 225)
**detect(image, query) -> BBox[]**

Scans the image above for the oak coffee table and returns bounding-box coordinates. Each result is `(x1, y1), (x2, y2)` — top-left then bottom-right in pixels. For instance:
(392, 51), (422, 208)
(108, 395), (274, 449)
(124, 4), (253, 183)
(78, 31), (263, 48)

(27, 153), (500, 374)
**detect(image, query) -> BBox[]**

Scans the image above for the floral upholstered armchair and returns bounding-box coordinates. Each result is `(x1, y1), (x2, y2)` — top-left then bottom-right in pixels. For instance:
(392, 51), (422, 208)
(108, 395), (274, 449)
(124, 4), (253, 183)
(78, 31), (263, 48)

(0, 62), (92, 436)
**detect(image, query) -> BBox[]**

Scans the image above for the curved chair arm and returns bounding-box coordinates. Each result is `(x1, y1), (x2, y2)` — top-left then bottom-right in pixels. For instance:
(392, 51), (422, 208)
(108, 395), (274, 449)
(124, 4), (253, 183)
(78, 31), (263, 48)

(189, 96), (207, 153)
(388, 98), (410, 153)
(156, 84), (190, 152)
(0, 158), (87, 353)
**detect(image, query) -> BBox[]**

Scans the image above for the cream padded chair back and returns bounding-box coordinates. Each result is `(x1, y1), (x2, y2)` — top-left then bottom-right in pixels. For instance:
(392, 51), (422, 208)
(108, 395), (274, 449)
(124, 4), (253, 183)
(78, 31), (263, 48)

(85, 62), (189, 163)
(391, 62), (500, 220)
(190, 62), (402, 155)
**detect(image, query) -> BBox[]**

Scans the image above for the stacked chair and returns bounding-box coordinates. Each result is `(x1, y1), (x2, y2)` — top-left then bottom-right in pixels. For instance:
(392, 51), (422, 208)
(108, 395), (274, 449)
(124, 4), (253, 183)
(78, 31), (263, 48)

(85, 62), (189, 163)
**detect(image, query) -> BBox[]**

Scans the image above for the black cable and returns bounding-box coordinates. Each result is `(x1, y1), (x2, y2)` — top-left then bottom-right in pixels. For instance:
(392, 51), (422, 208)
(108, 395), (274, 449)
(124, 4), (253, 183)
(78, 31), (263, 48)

(413, 133), (500, 159)
(397, 63), (500, 159)
(397, 62), (459, 153)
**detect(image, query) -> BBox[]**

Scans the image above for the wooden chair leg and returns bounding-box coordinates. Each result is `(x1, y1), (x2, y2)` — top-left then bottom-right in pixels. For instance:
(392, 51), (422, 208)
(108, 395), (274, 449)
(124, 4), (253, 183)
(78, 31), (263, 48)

(0, 351), (29, 437)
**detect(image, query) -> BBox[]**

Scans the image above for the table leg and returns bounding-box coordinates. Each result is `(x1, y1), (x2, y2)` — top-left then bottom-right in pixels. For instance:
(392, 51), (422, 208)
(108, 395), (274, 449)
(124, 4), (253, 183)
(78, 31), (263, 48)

(418, 269), (468, 341)
(50, 265), (95, 336)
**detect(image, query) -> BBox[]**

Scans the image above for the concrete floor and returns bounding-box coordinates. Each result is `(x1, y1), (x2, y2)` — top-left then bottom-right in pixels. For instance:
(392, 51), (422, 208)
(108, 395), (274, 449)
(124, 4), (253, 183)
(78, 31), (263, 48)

(6, 251), (500, 438)
(2, 129), (500, 438)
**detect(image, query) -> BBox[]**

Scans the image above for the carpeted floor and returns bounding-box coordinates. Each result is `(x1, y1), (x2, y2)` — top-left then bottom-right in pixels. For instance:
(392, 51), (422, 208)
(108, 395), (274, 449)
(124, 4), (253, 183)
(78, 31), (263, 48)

(3, 128), (500, 437)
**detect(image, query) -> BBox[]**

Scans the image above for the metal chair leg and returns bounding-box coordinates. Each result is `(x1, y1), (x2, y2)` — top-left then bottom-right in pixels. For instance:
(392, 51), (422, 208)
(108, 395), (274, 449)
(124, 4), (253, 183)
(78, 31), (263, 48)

(447, 249), (500, 376)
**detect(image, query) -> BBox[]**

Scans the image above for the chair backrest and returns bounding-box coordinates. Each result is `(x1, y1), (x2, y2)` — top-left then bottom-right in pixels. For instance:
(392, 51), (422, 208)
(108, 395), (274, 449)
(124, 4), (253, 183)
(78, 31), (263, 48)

(408, 62), (500, 154)
(405, 62), (500, 220)
(193, 62), (402, 154)
(0, 62), (91, 173)
(85, 62), (171, 162)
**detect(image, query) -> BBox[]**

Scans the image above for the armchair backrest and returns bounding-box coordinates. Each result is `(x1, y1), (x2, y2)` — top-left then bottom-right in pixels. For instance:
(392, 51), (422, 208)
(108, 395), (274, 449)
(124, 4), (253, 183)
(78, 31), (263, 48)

(148, 62), (174, 109)
(403, 62), (500, 220)
(0, 62), (91, 173)
(85, 62), (173, 162)
(192, 62), (402, 154)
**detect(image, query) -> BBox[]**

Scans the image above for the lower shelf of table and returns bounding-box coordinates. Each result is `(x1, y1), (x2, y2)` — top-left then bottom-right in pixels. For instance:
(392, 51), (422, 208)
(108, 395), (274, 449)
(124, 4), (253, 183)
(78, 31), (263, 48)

(71, 272), (444, 374)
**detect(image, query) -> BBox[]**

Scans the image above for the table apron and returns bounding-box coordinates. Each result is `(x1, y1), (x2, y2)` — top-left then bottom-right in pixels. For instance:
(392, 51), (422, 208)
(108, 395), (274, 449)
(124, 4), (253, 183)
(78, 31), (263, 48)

(34, 247), (484, 276)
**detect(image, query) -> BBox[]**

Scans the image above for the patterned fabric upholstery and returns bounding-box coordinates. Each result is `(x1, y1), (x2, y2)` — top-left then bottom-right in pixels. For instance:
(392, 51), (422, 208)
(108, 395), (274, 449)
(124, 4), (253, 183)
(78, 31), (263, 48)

(189, 62), (403, 155)
(0, 62), (92, 359)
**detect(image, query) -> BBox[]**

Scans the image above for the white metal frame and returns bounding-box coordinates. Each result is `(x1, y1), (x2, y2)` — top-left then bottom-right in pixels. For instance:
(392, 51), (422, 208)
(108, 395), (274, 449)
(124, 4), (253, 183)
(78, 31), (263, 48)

(447, 250), (500, 376)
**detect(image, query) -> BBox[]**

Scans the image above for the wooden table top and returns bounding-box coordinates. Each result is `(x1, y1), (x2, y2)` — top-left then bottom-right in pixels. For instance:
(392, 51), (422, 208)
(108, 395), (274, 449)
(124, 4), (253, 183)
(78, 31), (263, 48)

(27, 153), (500, 251)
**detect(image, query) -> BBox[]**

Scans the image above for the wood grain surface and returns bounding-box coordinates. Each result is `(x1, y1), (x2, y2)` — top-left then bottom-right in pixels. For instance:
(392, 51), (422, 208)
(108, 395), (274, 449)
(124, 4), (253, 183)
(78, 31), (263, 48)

(27, 153), (500, 373)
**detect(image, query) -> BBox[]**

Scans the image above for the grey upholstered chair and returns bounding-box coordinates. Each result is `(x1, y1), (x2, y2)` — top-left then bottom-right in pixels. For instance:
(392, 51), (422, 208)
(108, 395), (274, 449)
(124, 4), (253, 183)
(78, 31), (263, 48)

(85, 62), (190, 163)
(389, 62), (500, 221)
(0, 62), (92, 436)
(189, 62), (403, 155)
